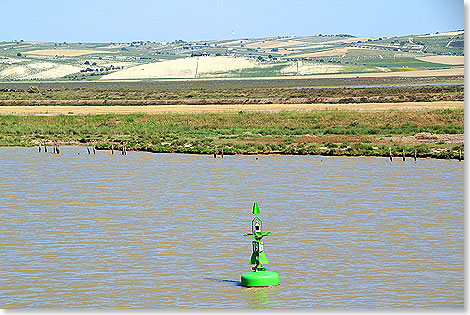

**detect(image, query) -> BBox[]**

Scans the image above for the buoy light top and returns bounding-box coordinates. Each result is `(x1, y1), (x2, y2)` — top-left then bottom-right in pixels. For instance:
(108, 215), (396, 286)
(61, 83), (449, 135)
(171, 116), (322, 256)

(252, 202), (260, 214)
(244, 202), (271, 240)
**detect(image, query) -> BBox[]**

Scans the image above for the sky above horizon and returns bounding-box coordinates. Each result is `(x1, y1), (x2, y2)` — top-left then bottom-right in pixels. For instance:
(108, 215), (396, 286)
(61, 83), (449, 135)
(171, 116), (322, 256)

(2, 0), (464, 42)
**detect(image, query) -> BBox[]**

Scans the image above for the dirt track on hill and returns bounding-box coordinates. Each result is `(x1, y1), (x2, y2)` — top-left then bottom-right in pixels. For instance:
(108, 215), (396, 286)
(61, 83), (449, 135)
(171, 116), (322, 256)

(0, 101), (463, 115)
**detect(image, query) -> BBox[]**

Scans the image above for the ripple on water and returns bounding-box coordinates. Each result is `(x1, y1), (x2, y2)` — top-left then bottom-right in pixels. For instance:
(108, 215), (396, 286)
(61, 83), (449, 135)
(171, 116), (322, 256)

(0, 148), (464, 308)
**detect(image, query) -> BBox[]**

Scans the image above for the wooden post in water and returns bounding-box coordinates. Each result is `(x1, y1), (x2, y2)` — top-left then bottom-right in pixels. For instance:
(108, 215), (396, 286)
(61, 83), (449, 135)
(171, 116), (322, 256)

(86, 146), (90, 154)
(214, 146), (217, 158)
(221, 147), (224, 159)
(414, 148), (417, 162)
(92, 146), (96, 154)
(111, 144), (114, 155)
(389, 147), (392, 162)
(38, 141), (42, 153)
(402, 149), (405, 161)
(459, 150), (462, 162)
(44, 143), (47, 153)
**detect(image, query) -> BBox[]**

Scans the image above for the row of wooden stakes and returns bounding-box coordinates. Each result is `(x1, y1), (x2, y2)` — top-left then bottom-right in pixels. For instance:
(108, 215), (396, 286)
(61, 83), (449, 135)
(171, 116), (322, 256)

(388, 148), (462, 162)
(38, 141), (60, 154)
(36, 143), (463, 161)
(38, 143), (128, 155)
(85, 144), (128, 155)
(213, 146), (224, 158)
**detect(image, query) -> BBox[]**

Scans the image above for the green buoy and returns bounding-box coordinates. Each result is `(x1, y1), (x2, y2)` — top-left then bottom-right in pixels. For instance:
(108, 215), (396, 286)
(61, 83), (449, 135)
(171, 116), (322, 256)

(241, 202), (280, 287)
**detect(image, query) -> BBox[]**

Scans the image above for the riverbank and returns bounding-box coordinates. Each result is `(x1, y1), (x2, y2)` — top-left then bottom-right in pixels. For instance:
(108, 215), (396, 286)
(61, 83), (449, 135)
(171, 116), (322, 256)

(0, 108), (463, 160)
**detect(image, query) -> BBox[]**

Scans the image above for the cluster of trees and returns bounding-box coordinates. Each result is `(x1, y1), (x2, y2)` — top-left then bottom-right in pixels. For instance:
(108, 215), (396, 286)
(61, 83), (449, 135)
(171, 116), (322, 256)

(80, 64), (123, 73)
(317, 34), (354, 37)
(130, 41), (153, 47)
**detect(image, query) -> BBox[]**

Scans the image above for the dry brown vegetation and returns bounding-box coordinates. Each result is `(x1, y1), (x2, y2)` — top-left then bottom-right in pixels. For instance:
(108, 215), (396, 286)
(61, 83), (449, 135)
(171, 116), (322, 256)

(0, 101), (462, 115)
(0, 84), (463, 104)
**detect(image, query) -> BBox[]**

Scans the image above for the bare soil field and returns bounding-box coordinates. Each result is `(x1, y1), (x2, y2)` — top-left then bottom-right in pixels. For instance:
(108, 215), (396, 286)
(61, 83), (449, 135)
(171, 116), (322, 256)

(0, 62), (81, 80)
(101, 56), (258, 79)
(415, 56), (464, 65)
(0, 101), (462, 115)
(24, 49), (114, 56)
(0, 66), (28, 77)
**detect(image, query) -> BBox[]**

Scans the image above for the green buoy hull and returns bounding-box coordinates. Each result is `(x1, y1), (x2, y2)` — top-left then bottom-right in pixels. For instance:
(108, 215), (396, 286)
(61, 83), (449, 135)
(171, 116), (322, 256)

(241, 271), (279, 287)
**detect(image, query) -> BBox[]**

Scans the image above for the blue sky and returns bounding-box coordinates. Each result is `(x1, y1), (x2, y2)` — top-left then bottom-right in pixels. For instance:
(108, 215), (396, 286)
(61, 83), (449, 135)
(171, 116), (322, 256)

(2, 0), (464, 42)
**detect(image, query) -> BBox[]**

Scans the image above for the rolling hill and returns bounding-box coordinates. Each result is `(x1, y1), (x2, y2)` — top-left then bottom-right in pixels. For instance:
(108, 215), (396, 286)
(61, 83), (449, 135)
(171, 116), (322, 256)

(0, 30), (463, 81)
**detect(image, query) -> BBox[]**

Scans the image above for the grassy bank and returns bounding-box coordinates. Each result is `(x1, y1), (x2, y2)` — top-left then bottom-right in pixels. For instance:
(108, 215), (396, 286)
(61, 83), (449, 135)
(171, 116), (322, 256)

(0, 108), (463, 159)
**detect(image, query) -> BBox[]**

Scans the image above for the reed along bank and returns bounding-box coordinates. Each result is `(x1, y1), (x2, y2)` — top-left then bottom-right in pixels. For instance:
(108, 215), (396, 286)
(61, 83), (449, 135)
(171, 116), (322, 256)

(0, 108), (463, 159)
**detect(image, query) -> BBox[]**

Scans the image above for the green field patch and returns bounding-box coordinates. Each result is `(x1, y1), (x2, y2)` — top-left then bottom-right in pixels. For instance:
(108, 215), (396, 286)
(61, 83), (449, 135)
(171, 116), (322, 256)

(360, 57), (451, 69)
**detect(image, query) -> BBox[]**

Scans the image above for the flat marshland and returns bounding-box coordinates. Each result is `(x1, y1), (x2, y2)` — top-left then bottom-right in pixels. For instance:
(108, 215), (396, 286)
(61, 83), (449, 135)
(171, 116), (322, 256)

(0, 79), (463, 159)
(0, 102), (463, 159)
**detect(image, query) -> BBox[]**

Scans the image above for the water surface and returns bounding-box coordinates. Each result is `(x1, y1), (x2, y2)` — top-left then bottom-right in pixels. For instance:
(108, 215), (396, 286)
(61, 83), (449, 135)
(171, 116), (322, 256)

(0, 147), (464, 308)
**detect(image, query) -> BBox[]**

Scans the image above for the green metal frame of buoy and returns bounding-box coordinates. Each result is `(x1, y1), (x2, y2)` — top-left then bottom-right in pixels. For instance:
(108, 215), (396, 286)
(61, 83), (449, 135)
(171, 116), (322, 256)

(241, 202), (280, 287)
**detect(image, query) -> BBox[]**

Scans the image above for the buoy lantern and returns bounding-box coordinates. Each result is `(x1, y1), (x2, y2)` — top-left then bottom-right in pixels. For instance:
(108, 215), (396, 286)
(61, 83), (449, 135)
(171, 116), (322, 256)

(241, 202), (280, 287)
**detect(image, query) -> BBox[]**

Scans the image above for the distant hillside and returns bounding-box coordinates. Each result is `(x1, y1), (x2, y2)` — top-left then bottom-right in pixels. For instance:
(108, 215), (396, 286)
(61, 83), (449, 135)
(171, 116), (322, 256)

(0, 30), (463, 81)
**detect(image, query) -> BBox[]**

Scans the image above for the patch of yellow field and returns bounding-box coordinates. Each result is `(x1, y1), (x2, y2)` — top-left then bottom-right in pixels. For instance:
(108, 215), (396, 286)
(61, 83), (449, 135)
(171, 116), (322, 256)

(24, 49), (114, 56)
(0, 101), (463, 115)
(415, 56), (464, 65)
(291, 48), (350, 58)
(101, 56), (258, 79)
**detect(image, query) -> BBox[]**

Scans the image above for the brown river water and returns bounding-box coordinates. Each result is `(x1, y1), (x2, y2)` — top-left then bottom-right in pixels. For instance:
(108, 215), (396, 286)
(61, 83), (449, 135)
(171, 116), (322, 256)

(0, 147), (464, 309)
